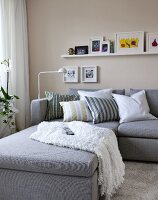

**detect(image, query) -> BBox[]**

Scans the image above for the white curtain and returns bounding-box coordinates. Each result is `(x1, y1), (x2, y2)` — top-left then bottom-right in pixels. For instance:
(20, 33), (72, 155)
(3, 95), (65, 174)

(0, 0), (30, 130)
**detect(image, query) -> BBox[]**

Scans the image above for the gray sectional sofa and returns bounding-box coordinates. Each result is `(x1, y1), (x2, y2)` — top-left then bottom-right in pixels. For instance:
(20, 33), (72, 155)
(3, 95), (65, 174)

(119, 89), (158, 162)
(0, 88), (158, 200)
(67, 88), (158, 162)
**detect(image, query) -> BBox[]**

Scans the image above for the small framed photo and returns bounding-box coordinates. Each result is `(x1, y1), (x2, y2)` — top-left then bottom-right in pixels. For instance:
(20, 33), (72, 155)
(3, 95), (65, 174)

(101, 41), (110, 54)
(90, 37), (104, 54)
(81, 66), (97, 83)
(146, 33), (158, 53)
(115, 31), (144, 54)
(63, 66), (79, 83)
(75, 46), (88, 55)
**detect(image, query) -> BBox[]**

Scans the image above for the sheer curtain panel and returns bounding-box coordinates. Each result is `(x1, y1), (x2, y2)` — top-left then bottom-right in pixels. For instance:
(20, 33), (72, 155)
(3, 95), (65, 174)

(0, 0), (30, 130)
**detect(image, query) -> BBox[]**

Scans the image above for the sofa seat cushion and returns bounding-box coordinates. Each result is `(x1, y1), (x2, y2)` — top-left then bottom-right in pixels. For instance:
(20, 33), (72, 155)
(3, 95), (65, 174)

(53, 118), (119, 134)
(90, 121), (119, 134)
(0, 126), (98, 178)
(53, 119), (119, 135)
(118, 119), (158, 139)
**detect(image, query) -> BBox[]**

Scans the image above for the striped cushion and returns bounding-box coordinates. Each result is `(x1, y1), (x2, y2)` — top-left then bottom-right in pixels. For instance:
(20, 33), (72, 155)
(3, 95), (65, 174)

(45, 92), (80, 120)
(60, 100), (92, 122)
(85, 96), (119, 124)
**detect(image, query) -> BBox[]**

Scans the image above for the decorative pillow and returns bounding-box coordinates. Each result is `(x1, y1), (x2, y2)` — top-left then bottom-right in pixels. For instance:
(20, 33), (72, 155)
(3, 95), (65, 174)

(85, 96), (119, 124)
(78, 89), (112, 100)
(113, 90), (157, 123)
(60, 100), (92, 122)
(45, 92), (80, 121)
(130, 89), (158, 118)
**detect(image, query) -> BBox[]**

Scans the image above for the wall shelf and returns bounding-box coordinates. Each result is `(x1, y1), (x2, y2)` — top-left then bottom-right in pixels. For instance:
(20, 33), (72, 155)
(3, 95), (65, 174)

(61, 52), (158, 58)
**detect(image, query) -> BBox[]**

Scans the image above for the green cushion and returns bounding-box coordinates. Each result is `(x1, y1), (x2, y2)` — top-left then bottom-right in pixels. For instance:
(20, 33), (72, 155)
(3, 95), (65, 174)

(45, 91), (80, 121)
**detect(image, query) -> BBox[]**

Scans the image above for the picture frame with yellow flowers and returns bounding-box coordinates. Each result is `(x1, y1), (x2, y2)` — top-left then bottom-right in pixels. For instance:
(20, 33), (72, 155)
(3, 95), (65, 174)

(115, 31), (144, 54)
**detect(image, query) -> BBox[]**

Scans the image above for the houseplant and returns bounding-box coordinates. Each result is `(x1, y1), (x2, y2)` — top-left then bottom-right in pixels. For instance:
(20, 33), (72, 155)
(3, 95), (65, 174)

(0, 59), (19, 138)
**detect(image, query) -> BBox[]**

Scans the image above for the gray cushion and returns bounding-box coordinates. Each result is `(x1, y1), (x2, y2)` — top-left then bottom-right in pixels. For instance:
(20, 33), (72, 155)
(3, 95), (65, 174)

(130, 89), (158, 117)
(68, 88), (125, 95)
(53, 119), (119, 135)
(54, 118), (119, 134)
(91, 121), (119, 134)
(0, 126), (98, 178)
(85, 96), (119, 124)
(119, 137), (158, 162)
(118, 119), (158, 139)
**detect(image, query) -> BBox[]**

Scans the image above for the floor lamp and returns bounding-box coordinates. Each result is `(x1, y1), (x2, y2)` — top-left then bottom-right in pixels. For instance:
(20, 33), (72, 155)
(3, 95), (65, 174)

(38, 67), (67, 99)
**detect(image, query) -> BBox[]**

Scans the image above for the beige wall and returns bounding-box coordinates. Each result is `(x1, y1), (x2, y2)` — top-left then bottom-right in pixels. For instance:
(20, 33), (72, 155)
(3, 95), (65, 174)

(27, 0), (158, 100)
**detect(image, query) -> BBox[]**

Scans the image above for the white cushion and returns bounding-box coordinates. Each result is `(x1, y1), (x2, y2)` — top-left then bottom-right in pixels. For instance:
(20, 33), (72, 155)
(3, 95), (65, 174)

(60, 100), (92, 122)
(113, 90), (157, 123)
(78, 89), (112, 100)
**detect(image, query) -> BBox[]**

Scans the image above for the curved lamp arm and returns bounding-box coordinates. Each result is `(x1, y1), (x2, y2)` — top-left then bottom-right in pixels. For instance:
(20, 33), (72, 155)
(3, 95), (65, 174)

(38, 68), (67, 99)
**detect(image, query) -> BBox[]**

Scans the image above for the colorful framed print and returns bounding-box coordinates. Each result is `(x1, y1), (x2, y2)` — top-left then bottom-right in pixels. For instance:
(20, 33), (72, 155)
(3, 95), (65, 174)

(63, 66), (79, 83)
(115, 31), (144, 54)
(101, 41), (110, 54)
(146, 33), (158, 53)
(81, 66), (98, 82)
(90, 37), (104, 54)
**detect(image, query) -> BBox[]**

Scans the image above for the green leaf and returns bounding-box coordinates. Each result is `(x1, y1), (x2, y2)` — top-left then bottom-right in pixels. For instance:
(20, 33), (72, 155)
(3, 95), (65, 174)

(13, 95), (19, 99)
(0, 111), (7, 116)
(0, 61), (19, 119)
(1, 87), (8, 99)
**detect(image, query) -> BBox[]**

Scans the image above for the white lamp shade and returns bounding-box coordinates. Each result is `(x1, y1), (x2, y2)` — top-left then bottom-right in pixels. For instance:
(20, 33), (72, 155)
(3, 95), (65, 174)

(58, 68), (67, 73)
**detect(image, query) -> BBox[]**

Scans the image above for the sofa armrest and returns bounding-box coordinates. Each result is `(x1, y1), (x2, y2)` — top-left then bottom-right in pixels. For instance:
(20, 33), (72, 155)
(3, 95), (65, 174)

(31, 98), (48, 125)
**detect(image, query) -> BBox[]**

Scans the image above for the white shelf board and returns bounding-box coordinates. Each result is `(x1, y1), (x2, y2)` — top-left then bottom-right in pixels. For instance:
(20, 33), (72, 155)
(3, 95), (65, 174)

(61, 52), (158, 58)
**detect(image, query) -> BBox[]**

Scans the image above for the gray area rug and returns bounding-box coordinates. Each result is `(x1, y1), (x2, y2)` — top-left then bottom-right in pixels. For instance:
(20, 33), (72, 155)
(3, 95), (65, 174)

(111, 161), (158, 200)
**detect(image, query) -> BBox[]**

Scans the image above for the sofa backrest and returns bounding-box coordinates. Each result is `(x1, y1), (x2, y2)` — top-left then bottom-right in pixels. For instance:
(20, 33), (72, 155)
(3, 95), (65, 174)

(68, 88), (125, 95)
(130, 89), (158, 117)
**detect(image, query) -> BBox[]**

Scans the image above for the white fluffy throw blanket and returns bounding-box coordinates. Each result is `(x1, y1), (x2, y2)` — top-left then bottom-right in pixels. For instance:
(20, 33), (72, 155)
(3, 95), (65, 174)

(30, 121), (125, 199)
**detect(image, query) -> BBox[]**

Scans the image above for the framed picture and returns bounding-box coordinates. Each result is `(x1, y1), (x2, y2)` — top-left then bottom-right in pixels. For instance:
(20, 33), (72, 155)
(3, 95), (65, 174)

(75, 46), (88, 55)
(115, 31), (144, 54)
(81, 66), (97, 82)
(90, 37), (104, 54)
(101, 41), (110, 54)
(146, 33), (158, 53)
(63, 66), (79, 83)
